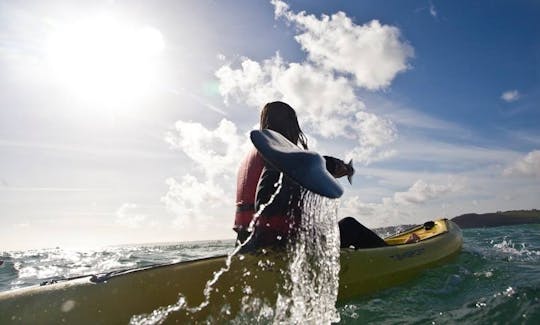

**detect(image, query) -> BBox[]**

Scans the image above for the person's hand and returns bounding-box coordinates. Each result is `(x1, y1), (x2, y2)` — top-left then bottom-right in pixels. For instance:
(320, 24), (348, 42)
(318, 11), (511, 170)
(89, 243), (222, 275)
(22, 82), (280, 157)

(328, 158), (355, 184)
(332, 161), (349, 178)
(405, 233), (420, 244)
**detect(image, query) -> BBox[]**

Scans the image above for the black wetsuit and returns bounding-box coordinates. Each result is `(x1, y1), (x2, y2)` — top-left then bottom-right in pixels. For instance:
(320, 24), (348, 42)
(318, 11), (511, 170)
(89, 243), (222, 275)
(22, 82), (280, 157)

(238, 164), (301, 250)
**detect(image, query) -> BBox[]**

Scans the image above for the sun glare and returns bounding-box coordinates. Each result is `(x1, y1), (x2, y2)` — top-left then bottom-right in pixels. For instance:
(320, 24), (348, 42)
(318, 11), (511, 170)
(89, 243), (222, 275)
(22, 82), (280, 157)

(46, 14), (165, 108)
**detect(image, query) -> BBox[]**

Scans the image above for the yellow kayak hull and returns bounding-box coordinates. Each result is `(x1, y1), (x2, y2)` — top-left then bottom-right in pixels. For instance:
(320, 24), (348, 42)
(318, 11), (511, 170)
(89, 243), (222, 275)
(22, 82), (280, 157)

(0, 219), (462, 324)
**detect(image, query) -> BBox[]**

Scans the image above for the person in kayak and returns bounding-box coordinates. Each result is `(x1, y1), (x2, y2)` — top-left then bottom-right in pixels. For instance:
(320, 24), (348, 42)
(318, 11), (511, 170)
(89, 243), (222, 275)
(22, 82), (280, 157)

(234, 101), (387, 250)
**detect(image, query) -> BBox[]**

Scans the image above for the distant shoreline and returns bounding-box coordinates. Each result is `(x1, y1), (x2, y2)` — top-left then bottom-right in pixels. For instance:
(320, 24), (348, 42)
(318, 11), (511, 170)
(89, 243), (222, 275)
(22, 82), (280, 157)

(451, 209), (540, 229)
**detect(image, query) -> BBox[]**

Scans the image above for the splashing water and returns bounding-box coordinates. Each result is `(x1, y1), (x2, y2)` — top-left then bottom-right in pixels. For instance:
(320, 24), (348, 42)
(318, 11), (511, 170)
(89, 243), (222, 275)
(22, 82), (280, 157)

(130, 173), (284, 324)
(130, 175), (342, 324)
(491, 237), (540, 259)
(273, 190), (341, 324)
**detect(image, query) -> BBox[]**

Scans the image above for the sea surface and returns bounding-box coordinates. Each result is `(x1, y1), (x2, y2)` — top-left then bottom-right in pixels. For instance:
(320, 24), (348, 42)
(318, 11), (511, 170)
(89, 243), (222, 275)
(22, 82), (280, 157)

(1, 224), (539, 324)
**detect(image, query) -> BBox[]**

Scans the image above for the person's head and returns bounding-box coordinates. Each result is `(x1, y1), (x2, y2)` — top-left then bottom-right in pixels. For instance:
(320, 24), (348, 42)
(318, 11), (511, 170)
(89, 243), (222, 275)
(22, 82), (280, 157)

(260, 101), (308, 149)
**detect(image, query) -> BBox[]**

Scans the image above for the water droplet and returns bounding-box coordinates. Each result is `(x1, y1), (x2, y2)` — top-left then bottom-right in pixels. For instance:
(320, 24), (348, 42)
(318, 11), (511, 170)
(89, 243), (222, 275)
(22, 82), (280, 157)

(61, 300), (76, 313)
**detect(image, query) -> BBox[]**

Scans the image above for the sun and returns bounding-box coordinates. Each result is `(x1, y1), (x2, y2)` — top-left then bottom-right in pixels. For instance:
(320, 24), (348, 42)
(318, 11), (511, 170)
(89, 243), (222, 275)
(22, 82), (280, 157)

(45, 14), (165, 108)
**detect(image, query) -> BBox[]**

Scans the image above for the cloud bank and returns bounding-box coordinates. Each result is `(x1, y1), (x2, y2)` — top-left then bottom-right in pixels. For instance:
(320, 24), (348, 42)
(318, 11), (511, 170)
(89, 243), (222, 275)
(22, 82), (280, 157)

(165, 119), (250, 180)
(341, 177), (465, 226)
(216, 0), (413, 163)
(503, 150), (540, 178)
(273, 1), (414, 90)
(162, 176), (229, 228)
(393, 179), (464, 205)
(162, 119), (250, 228)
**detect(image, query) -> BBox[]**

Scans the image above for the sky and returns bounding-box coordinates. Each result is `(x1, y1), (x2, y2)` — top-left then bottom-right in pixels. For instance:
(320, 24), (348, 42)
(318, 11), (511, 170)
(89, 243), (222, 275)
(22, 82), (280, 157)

(1, 0), (539, 251)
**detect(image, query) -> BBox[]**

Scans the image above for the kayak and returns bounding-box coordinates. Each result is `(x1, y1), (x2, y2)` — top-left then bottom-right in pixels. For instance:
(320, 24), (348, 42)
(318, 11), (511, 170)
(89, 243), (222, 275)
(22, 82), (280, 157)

(0, 218), (462, 324)
(339, 218), (462, 300)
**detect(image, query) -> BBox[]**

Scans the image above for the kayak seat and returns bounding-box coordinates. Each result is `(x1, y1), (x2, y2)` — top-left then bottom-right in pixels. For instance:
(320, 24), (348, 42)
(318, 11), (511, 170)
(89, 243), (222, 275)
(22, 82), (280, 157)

(339, 217), (388, 249)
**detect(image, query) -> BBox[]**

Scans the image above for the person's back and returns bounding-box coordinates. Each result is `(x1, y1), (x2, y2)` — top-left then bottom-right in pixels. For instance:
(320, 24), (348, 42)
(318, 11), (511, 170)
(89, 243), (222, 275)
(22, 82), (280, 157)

(233, 101), (385, 251)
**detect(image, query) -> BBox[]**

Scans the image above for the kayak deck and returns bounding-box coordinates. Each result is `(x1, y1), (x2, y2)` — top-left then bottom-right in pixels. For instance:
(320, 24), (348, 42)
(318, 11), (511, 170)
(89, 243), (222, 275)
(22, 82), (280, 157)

(384, 219), (448, 245)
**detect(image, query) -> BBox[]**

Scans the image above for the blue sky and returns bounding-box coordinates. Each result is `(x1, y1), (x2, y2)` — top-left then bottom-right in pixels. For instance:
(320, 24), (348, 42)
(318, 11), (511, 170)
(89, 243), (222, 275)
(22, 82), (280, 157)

(1, 0), (539, 250)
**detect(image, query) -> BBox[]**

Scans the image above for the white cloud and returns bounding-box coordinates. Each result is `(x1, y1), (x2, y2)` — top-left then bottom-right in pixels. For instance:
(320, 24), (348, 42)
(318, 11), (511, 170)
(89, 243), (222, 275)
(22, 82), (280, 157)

(216, 55), (397, 163)
(271, 0), (290, 17)
(370, 94), (467, 134)
(393, 179), (463, 205)
(503, 150), (540, 178)
(429, 2), (438, 17)
(163, 119), (249, 227)
(501, 90), (520, 102)
(165, 118), (250, 179)
(215, 1), (412, 164)
(116, 203), (147, 228)
(505, 129), (540, 146)
(161, 176), (229, 228)
(355, 111), (397, 147)
(216, 54), (359, 138)
(347, 146), (397, 166)
(340, 195), (402, 226)
(341, 196), (379, 218)
(272, 0), (414, 90)
(389, 136), (520, 169)
(341, 178), (466, 226)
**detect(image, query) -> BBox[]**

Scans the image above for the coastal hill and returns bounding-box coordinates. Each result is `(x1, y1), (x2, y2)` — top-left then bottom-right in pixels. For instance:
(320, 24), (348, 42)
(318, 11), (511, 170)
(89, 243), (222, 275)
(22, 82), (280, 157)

(451, 209), (540, 229)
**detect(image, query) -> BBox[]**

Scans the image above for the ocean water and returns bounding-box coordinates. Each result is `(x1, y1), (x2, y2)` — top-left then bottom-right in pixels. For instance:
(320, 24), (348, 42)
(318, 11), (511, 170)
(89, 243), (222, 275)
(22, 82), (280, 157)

(1, 224), (539, 324)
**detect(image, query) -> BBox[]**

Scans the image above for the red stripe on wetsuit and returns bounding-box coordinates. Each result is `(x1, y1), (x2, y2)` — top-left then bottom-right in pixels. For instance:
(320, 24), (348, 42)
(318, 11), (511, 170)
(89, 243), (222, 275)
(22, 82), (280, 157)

(234, 148), (291, 235)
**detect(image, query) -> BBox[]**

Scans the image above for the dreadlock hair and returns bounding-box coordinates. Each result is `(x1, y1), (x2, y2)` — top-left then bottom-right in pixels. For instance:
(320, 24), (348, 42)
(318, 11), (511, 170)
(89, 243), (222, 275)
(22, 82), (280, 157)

(259, 101), (308, 149)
